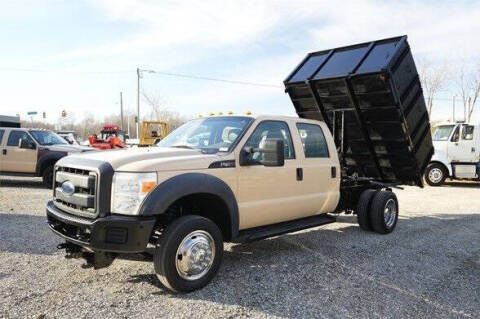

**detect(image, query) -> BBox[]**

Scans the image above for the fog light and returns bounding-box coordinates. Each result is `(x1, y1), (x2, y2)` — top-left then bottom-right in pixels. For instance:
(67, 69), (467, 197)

(105, 227), (128, 244)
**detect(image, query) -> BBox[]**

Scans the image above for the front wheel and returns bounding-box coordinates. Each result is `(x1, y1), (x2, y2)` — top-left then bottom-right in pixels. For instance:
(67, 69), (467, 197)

(369, 190), (399, 234)
(42, 165), (54, 189)
(425, 163), (447, 186)
(154, 215), (223, 293)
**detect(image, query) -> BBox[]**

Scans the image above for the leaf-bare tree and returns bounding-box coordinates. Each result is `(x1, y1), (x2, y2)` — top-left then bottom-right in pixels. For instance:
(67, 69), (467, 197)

(418, 58), (450, 116)
(458, 64), (480, 122)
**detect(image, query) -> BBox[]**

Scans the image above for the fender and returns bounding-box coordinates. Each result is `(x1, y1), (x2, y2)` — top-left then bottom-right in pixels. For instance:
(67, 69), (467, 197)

(36, 150), (67, 175)
(138, 173), (239, 239)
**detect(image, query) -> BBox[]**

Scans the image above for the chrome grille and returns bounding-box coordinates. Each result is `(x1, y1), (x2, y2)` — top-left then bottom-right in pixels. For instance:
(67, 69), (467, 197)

(53, 166), (97, 218)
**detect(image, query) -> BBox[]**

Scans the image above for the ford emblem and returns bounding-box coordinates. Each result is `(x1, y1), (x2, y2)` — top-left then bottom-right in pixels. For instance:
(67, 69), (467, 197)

(61, 181), (75, 196)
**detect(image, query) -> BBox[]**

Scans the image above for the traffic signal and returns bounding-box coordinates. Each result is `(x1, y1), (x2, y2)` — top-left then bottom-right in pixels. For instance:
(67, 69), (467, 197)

(42, 112), (46, 119)
(61, 110), (67, 118)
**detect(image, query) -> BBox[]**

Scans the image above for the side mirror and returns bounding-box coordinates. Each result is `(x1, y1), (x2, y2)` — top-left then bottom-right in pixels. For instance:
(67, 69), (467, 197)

(19, 139), (36, 150)
(240, 138), (285, 167)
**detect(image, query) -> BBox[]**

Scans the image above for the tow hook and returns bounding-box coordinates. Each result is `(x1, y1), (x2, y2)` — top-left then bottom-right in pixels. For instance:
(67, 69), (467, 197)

(57, 242), (82, 259)
(57, 241), (117, 269)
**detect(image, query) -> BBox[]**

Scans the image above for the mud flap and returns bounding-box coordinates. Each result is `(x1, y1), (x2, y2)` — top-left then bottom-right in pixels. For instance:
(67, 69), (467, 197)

(57, 242), (117, 269)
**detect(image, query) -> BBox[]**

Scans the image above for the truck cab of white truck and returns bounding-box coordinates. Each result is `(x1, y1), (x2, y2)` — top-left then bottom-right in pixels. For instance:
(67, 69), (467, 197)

(425, 122), (480, 186)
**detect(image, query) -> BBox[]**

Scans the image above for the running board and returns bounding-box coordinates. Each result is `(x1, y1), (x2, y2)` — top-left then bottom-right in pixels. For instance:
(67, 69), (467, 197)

(233, 214), (336, 243)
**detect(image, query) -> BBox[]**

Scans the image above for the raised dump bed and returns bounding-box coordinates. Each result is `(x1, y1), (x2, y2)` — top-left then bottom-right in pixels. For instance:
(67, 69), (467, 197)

(284, 35), (433, 186)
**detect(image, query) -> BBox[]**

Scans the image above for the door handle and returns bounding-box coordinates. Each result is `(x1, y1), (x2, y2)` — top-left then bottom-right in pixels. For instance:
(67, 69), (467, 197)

(296, 168), (303, 181)
(331, 166), (337, 178)
(2, 149), (6, 155)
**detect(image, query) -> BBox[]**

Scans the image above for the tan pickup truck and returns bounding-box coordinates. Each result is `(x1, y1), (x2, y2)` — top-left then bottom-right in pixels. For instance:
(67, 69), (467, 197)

(46, 36), (433, 292)
(0, 127), (91, 187)
(47, 114), (399, 292)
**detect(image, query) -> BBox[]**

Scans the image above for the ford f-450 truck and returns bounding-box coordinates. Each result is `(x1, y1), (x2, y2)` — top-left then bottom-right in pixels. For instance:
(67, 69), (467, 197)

(46, 35), (433, 292)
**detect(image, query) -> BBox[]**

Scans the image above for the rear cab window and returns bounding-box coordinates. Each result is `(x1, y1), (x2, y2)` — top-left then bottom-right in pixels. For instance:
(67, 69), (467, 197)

(0, 129), (4, 145)
(296, 123), (329, 158)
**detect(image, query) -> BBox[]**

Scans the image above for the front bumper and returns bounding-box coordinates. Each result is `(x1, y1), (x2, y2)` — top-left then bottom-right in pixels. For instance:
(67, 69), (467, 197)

(46, 200), (156, 253)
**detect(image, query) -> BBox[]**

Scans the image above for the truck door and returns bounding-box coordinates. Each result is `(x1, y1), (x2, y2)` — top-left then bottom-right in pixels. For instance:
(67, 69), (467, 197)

(449, 124), (477, 162)
(2, 130), (38, 173)
(236, 120), (303, 229)
(294, 122), (340, 215)
(0, 129), (5, 171)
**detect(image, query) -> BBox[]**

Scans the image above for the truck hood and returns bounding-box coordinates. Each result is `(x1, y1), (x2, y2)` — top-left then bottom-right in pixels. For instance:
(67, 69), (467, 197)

(61, 147), (222, 172)
(43, 144), (93, 153)
(431, 141), (447, 162)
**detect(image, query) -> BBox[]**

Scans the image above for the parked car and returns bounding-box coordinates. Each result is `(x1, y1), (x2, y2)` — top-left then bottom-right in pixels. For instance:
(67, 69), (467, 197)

(0, 127), (92, 187)
(46, 36), (433, 292)
(424, 122), (479, 186)
(56, 130), (81, 145)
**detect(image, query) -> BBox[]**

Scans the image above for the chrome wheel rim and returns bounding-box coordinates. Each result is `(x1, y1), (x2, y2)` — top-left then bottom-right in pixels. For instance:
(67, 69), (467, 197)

(384, 198), (397, 228)
(175, 230), (215, 281)
(428, 168), (443, 183)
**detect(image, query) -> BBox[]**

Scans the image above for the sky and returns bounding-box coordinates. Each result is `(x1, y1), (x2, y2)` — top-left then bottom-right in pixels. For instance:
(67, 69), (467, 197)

(1, 0), (479, 124)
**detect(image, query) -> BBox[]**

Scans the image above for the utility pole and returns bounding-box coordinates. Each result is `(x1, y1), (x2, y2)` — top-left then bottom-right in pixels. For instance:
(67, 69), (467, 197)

(136, 68), (141, 139)
(120, 92), (124, 130)
(467, 97), (472, 122)
(452, 95), (456, 122)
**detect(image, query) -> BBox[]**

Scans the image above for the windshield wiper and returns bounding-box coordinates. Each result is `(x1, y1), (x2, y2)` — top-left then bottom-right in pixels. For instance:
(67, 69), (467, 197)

(171, 145), (195, 150)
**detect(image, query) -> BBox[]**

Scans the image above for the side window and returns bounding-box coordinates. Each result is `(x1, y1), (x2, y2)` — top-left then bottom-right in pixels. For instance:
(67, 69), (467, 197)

(0, 130), (4, 144)
(451, 126), (460, 142)
(461, 125), (474, 140)
(244, 121), (295, 163)
(296, 123), (329, 158)
(7, 131), (34, 147)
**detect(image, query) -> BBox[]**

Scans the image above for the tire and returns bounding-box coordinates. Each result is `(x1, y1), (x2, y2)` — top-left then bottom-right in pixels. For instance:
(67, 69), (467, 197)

(42, 165), (54, 189)
(369, 191), (399, 234)
(356, 189), (377, 231)
(154, 215), (223, 293)
(424, 163), (447, 186)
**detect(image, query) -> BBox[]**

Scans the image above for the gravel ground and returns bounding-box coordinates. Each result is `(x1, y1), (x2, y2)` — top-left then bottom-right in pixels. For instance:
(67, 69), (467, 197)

(0, 175), (479, 318)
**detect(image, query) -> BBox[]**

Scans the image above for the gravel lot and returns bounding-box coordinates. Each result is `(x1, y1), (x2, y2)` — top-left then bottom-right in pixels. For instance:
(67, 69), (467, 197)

(1, 175), (479, 318)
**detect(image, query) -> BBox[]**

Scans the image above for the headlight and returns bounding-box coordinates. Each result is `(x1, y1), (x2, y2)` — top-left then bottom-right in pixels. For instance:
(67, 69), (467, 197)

(111, 172), (157, 215)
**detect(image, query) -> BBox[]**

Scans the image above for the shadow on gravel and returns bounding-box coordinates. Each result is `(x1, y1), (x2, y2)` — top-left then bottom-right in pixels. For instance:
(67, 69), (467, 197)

(0, 177), (45, 189)
(128, 212), (480, 318)
(442, 181), (480, 188)
(0, 213), (56, 255)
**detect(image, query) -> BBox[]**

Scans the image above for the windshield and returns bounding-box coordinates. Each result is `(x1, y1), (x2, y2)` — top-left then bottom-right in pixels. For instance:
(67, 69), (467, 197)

(156, 116), (253, 153)
(30, 130), (68, 145)
(432, 125), (455, 141)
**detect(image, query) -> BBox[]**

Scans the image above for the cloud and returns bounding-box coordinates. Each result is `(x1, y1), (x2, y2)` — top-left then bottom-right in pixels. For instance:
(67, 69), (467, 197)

(4, 0), (480, 121)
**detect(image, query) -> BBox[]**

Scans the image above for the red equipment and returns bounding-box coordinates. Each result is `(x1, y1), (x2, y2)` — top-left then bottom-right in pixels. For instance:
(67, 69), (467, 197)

(88, 125), (128, 150)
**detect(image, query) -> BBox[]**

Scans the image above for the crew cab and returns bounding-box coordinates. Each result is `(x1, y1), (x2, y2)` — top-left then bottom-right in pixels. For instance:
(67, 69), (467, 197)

(424, 122), (479, 186)
(45, 36), (433, 292)
(0, 127), (91, 187)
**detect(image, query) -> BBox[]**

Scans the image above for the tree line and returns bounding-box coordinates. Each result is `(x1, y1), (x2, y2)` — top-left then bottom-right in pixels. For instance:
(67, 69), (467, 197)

(419, 59), (479, 122)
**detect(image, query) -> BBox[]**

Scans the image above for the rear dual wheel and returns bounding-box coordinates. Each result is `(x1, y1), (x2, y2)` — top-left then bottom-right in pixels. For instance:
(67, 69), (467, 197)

(356, 190), (398, 234)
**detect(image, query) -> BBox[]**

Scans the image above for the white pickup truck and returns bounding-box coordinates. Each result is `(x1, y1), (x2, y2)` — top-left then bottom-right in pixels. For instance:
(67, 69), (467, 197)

(425, 122), (480, 186)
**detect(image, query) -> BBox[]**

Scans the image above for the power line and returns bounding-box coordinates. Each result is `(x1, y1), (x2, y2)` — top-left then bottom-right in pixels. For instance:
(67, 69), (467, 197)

(139, 68), (283, 88)
(0, 66), (465, 97)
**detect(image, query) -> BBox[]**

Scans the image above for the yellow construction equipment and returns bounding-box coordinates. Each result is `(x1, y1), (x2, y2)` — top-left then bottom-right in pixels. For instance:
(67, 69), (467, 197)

(139, 121), (169, 146)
